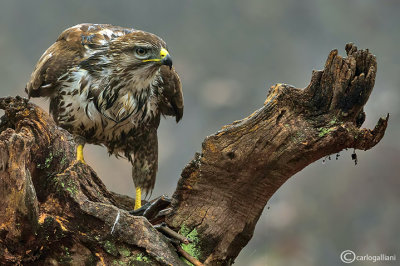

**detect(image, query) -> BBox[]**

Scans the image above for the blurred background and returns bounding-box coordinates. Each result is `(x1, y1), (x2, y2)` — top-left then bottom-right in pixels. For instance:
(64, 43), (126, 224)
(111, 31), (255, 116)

(0, 0), (399, 265)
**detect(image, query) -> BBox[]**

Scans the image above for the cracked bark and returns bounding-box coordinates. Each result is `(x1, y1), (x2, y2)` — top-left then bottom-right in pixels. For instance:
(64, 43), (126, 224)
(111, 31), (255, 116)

(0, 44), (388, 265)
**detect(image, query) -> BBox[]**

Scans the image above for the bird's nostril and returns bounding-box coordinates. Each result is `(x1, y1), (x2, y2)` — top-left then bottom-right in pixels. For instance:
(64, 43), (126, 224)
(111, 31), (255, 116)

(160, 48), (169, 59)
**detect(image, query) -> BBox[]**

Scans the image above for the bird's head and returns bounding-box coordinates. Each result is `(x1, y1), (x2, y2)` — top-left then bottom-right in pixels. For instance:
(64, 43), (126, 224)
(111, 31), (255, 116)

(109, 31), (173, 78)
(97, 28), (182, 122)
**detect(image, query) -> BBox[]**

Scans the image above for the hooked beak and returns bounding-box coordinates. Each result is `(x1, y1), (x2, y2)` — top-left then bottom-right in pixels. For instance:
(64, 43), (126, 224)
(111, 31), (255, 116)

(160, 48), (173, 69)
(142, 47), (173, 69)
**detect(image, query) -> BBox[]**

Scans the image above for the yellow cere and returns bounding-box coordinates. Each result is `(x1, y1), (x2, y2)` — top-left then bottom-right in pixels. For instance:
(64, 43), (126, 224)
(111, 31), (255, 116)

(142, 48), (169, 62)
(159, 48), (168, 59)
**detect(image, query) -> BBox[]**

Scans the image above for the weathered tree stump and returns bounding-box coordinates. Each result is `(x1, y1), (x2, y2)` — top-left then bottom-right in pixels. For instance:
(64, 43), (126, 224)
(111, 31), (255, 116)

(0, 44), (388, 265)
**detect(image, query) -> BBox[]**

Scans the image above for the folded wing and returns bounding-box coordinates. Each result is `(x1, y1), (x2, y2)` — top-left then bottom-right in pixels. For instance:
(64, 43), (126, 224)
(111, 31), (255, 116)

(158, 66), (184, 122)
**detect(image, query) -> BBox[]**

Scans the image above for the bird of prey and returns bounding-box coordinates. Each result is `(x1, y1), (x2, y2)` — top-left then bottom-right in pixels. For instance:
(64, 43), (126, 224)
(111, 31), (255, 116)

(26, 23), (183, 210)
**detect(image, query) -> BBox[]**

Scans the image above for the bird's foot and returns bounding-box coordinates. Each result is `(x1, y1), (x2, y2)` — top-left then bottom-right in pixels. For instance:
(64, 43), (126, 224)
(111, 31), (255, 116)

(74, 136), (86, 164)
(76, 144), (86, 163)
(129, 195), (171, 223)
(129, 196), (204, 265)
(134, 187), (142, 210)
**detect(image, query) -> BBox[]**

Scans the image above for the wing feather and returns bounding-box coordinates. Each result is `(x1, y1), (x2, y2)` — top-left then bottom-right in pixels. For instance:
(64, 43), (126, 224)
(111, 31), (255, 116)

(25, 23), (134, 98)
(25, 42), (81, 97)
(158, 66), (184, 122)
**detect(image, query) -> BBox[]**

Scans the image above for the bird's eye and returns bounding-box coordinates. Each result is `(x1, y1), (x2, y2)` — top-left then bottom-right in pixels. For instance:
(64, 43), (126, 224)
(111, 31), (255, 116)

(135, 47), (149, 58)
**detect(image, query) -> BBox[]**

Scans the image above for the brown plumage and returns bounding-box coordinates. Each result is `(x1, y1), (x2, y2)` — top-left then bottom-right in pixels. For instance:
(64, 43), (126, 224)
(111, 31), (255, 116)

(26, 23), (183, 196)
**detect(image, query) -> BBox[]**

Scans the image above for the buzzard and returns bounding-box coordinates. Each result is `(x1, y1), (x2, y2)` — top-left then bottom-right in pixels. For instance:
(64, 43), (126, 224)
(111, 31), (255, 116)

(26, 23), (183, 210)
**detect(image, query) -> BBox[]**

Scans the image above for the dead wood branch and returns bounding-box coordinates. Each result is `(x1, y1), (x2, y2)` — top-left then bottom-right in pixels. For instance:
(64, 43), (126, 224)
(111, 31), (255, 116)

(0, 44), (388, 265)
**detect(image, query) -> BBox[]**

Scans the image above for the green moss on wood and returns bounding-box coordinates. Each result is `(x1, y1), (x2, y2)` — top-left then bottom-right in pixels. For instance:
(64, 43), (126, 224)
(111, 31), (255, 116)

(37, 152), (54, 169)
(179, 225), (201, 265)
(59, 152), (68, 167)
(112, 259), (126, 265)
(58, 246), (72, 263)
(133, 253), (149, 262)
(117, 246), (131, 257)
(329, 116), (338, 125)
(291, 131), (306, 143)
(103, 240), (118, 256)
(318, 127), (333, 137)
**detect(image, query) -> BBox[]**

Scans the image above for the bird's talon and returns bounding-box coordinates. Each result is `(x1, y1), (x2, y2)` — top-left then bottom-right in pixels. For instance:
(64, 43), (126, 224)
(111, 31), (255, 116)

(129, 195), (172, 221)
(129, 201), (152, 216)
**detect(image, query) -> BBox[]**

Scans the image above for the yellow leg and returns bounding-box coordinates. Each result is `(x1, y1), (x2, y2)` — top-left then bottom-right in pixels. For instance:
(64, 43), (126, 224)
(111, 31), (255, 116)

(76, 144), (85, 163)
(134, 187), (142, 210)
